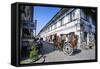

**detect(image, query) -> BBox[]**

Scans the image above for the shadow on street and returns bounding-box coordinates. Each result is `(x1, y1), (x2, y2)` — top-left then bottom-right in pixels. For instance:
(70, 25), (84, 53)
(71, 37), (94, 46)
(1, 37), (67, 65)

(71, 49), (82, 56)
(42, 41), (56, 55)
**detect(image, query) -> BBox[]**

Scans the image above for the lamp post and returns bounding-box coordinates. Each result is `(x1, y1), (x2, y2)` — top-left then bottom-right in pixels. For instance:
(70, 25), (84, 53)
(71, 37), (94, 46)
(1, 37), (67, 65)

(34, 20), (37, 37)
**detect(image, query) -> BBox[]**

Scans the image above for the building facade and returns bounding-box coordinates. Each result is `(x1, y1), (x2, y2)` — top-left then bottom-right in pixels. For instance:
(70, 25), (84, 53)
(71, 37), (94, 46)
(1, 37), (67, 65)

(38, 8), (96, 49)
(20, 5), (35, 59)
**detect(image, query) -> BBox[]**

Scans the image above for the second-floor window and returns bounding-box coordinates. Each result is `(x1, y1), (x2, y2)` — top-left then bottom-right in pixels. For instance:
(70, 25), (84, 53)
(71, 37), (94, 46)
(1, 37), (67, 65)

(81, 9), (89, 22)
(72, 9), (80, 20)
(52, 24), (55, 30)
(63, 14), (70, 24)
(49, 26), (51, 31)
(57, 21), (61, 28)
(54, 23), (57, 29)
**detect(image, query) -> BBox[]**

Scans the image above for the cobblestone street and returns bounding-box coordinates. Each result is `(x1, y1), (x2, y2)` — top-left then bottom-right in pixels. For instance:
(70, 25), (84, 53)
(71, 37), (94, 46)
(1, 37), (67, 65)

(34, 41), (95, 63)
(21, 41), (95, 64)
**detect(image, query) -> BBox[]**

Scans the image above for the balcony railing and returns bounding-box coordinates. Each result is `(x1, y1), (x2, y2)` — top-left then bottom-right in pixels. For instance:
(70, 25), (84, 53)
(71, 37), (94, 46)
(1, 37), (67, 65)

(21, 21), (36, 29)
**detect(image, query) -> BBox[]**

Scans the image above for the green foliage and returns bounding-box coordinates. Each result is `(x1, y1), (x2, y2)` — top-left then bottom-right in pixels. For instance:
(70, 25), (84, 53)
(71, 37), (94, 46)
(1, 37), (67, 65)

(29, 44), (39, 61)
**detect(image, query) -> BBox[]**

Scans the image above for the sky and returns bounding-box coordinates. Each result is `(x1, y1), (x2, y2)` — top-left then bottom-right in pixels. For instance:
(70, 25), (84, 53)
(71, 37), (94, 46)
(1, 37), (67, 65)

(33, 6), (61, 35)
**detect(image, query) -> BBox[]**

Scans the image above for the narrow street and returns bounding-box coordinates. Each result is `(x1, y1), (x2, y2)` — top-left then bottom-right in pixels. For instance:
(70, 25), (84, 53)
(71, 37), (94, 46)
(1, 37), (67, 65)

(21, 41), (95, 64)
(35, 41), (95, 63)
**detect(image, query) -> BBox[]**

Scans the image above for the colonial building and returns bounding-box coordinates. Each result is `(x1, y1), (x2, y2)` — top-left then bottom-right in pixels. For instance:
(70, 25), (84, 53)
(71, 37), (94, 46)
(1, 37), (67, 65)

(38, 8), (96, 49)
(20, 5), (36, 59)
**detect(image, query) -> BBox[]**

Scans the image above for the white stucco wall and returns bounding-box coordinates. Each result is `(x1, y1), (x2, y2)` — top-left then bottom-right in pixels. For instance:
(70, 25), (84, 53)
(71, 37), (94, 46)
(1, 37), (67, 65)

(38, 8), (95, 49)
(39, 9), (81, 41)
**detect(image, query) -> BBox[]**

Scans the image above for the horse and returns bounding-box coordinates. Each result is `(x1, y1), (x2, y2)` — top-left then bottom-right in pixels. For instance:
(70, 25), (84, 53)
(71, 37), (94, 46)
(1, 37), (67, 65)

(69, 32), (78, 49)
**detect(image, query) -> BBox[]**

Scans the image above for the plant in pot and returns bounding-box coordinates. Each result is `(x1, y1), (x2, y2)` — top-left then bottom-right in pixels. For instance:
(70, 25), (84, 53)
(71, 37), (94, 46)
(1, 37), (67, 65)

(29, 44), (39, 62)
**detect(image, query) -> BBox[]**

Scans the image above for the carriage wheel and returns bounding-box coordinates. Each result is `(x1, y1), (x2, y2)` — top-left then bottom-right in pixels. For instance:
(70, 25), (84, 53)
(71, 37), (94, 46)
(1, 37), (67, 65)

(63, 42), (73, 55)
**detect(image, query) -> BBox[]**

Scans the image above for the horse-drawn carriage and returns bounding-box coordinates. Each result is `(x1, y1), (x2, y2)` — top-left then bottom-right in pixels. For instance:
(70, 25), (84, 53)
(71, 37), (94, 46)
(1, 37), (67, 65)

(53, 32), (78, 55)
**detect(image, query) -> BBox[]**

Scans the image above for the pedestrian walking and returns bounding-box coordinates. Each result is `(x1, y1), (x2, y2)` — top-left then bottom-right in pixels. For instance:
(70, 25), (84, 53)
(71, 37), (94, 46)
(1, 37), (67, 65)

(39, 38), (46, 63)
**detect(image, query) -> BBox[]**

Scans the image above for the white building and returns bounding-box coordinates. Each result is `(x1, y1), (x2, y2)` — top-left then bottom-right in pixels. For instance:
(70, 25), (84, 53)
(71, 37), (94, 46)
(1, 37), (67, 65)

(38, 8), (96, 49)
